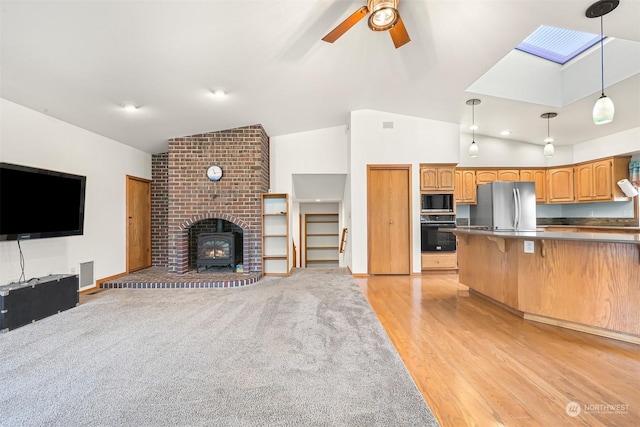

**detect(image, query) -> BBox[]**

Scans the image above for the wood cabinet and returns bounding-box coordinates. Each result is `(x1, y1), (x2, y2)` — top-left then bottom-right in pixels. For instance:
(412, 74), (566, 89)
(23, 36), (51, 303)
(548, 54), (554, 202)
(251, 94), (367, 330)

(475, 170), (498, 185)
(497, 170), (520, 181)
(454, 169), (477, 204)
(519, 169), (547, 202)
(575, 157), (631, 202)
(261, 193), (290, 276)
(421, 252), (458, 271)
(305, 214), (339, 268)
(546, 167), (575, 203)
(420, 164), (455, 191)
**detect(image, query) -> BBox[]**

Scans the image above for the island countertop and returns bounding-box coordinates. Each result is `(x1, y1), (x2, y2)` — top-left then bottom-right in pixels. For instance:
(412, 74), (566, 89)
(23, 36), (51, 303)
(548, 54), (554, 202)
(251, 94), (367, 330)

(454, 227), (640, 343)
(450, 226), (640, 245)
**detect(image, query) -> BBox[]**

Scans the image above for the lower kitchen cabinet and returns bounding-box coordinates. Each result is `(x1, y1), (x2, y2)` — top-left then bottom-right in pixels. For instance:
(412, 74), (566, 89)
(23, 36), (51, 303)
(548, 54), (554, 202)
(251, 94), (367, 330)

(421, 252), (458, 271)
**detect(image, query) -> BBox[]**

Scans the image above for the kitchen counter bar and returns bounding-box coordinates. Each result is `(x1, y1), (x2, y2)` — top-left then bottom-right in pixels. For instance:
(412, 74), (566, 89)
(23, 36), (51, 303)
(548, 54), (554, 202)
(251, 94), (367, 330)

(452, 228), (640, 343)
(450, 227), (640, 244)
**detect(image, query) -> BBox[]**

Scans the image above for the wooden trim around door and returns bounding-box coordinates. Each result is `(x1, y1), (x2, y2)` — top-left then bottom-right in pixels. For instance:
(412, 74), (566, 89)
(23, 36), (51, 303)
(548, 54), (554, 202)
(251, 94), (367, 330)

(366, 164), (413, 275)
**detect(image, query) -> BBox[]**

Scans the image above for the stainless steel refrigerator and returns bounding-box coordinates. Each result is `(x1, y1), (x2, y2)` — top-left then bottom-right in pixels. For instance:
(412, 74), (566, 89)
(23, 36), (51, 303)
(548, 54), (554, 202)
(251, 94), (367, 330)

(470, 181), (537, 231)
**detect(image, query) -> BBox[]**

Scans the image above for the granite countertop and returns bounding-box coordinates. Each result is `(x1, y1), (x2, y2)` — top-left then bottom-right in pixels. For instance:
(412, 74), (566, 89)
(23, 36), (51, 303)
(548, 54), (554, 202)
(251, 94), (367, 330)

(540, 224), (640, 231)
(450, 227), (640, 245)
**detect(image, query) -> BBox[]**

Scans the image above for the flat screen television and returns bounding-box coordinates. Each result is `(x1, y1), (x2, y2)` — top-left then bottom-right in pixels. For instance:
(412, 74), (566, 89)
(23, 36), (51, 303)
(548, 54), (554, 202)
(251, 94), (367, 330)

(0, 162), (87, 241)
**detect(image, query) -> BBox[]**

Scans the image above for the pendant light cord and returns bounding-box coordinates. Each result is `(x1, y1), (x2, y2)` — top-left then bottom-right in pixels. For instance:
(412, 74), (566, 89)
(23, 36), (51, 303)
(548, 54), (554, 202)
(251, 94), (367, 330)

(600, 15), (605, 96)
(547, 116), (550, 140)
(472, 102), (475, 142)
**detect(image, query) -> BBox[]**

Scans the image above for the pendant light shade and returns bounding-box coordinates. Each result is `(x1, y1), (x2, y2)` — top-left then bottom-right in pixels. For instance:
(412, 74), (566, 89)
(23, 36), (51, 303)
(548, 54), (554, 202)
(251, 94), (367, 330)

(586, 0), (619, 125)
(593, 94), (615, 125)
(469, 141), (479, 157)
(541, 112), (557, 158)
(466, 99), (481, 157)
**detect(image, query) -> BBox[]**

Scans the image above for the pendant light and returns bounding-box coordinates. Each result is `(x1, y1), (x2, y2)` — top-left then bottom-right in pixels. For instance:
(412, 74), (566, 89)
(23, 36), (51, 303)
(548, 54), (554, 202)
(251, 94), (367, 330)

(586, 0), (619, 125)
(541, 112), (557, 158)
(466, 99), (481, 157)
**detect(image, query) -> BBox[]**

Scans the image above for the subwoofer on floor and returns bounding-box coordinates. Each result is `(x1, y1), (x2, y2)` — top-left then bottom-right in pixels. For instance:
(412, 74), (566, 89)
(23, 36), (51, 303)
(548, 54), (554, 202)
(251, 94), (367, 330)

(0, 274), (79, 332)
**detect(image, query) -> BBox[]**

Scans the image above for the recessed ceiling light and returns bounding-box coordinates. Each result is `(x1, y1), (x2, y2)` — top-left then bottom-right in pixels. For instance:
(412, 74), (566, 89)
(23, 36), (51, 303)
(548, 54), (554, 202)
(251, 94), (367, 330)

(122, 103), (139, 112)
(500, 130), (511, 136)
(211, 89), (227, 98)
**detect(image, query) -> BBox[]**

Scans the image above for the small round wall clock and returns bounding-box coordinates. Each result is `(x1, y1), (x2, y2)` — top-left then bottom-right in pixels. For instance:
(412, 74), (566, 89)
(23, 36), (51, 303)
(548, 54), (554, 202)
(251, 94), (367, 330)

(206, 165), (223, 181)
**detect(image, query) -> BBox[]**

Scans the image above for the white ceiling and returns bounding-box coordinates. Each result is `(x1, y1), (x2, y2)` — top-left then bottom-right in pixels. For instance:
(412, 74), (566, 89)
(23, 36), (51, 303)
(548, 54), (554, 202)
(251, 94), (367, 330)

(1, 0), (639, 155)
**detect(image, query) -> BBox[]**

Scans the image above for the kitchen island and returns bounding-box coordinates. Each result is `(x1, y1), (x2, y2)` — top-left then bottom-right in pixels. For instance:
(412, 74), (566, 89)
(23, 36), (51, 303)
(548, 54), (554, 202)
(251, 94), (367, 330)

(452, 227), (640, 343)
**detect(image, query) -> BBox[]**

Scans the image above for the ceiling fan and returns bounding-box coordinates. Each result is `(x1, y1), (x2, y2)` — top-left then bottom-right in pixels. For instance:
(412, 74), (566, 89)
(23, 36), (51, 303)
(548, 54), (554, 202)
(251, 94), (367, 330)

(322, 0), (410, 49)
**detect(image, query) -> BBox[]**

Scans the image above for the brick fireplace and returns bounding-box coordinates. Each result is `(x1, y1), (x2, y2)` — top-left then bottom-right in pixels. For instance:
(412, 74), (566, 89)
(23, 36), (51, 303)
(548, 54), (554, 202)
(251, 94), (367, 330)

(151, 125), (269, 276)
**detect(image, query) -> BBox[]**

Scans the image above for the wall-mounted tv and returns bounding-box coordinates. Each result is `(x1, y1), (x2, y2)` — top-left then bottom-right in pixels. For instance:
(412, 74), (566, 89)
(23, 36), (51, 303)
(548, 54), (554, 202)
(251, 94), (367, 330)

(0, 162), (87, 241)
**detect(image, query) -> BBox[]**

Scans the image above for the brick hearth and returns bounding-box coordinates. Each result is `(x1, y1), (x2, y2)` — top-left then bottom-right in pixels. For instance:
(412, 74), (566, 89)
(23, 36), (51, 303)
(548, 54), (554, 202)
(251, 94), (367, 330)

(150, 125), (270, 282)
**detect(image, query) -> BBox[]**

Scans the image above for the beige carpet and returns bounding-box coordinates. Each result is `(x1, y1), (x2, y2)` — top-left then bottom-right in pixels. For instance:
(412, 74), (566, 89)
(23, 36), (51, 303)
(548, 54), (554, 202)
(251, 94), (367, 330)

(0, 268), (439, 426)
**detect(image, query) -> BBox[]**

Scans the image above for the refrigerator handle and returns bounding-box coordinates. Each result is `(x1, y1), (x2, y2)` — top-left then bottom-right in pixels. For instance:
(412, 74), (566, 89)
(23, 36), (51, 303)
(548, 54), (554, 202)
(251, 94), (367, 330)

(512, 188), (518, 228)
(515, 187), (521, 229)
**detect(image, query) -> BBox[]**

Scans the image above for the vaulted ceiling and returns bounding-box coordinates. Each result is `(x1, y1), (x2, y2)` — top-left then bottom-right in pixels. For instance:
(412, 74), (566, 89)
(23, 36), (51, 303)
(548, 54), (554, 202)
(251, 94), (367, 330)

(1, 1), (639, 155)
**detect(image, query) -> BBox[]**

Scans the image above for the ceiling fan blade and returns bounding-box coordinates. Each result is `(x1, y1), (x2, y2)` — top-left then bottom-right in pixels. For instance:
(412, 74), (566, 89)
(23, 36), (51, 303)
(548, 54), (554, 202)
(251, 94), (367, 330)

(389, 14), (410, 48)
(322, 6), (369, 43)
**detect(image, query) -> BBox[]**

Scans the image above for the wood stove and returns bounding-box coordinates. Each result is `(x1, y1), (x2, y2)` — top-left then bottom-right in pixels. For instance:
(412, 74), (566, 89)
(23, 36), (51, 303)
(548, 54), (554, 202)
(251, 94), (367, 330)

(196, 232), (242, 272)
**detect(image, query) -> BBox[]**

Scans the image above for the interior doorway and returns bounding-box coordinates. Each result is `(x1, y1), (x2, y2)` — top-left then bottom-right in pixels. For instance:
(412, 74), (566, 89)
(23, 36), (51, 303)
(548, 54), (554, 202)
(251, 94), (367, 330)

(126, 175), (151, 272)
(367, 165), (412, 275)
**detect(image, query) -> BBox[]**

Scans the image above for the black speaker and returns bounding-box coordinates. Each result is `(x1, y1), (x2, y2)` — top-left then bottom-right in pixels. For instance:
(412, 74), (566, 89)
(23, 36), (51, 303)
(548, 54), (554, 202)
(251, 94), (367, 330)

(0, 274), (79, 332)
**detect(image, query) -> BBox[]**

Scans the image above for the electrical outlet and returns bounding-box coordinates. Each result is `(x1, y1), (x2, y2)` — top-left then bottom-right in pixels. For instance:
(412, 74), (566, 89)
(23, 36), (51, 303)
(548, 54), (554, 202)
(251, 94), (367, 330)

(524, 240), (535, 254)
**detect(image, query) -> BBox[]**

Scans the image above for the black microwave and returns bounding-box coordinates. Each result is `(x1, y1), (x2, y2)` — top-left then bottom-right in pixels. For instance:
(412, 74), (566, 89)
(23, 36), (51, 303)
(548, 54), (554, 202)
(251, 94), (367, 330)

(421, 193), (454, 213)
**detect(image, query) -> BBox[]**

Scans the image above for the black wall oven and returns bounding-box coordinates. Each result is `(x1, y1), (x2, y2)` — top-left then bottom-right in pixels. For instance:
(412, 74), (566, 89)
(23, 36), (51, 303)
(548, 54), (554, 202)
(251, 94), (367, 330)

(420, 215), (456, 252)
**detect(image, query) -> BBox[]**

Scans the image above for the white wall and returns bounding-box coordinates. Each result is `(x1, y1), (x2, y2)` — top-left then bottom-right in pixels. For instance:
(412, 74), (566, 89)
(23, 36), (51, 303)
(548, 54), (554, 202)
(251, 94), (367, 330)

(349, 109), (460, 275)
(458, 133), (573, 167)
(269, 125), (349, 270)
(571, 127), (640, 163)
(0, 99), (151, 286)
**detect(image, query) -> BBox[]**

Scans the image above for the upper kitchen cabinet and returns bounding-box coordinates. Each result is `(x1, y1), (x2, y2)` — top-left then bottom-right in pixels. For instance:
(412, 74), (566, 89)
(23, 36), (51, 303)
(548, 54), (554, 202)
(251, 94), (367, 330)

(519, 169), (547, 202)
(455, 169), (477, 204)
(575, 156), (631, 202)
(475, 170), (498, 186)
(497, 170), (520, 181)
(420, 164), (455, 192)
(547, 167), (575, 203)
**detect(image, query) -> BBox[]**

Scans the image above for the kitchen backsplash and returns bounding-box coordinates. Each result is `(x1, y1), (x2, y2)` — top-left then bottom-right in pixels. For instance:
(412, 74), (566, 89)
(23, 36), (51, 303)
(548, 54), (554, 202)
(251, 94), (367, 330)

(455, 199), (638, 227)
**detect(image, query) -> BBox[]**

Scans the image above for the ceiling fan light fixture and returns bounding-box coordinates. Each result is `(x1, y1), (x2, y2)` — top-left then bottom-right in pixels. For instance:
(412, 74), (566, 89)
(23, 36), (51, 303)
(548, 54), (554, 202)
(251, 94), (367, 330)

(367, 0), (399, 31)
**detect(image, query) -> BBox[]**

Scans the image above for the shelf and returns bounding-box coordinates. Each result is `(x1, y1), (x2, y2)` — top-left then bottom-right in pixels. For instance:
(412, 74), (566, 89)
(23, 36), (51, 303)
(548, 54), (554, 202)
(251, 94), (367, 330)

(262, 193), (290, 276)
(304, 213), (339, 268)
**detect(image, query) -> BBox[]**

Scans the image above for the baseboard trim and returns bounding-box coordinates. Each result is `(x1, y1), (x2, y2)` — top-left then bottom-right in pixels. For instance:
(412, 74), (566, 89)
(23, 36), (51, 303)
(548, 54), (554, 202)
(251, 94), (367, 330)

(523, 313), (640, 345)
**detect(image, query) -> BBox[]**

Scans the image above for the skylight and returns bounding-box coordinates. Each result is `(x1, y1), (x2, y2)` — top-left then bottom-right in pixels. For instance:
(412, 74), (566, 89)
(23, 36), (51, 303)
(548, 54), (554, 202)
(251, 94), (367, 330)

(516, 25), (602, 65)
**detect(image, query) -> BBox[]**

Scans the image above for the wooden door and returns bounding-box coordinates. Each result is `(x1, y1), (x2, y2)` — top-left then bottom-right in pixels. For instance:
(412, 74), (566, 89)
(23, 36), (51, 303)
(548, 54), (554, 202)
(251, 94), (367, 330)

(420, 167), (438, 190)
(575, 163), (594, 201)
(547, 167), (575, 203)
(127, 175), (151, 272)
(368, 165), (411, 275)
(475, 170), (497, 185)
(497, 170), (519, 181)
(438, 168), (455, 190)
(520, 169), (546, 202)
(592, 159), (612, 200)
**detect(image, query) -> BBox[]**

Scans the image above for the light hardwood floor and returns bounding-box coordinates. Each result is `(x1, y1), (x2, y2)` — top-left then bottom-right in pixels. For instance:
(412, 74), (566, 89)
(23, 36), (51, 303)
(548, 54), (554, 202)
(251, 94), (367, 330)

(356, 273), (639, 427)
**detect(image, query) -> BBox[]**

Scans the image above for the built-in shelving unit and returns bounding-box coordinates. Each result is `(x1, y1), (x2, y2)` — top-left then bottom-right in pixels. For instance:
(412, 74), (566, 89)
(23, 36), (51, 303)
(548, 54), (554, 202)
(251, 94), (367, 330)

(305, 214), (339, 268)
(261, 193), (290, 276)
